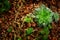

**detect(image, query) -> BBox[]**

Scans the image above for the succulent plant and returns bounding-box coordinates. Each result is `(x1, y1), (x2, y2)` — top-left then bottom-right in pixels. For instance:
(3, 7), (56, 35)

(26, 27), (33, 35)
(0, 0), (11, 13)
(33, 4), (59, 26)
(32, 4), (59, 40)
(7, 26), (12, 33)
(53, 12), (59, 22)
(18, 37), (22, 40)
(23, 14), (33, 23)
(23, 4), (59, 40)
(39, 27), (50, 40)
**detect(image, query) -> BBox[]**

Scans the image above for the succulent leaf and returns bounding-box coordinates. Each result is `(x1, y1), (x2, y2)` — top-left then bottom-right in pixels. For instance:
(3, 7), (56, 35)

(53, 12), (59, 22)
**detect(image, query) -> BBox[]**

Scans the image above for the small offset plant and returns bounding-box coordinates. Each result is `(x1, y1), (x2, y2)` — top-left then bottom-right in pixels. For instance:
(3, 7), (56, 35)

(15, 37), (22, 40)
(17, 37), (22, 40)
(23, 14), (33, 23)
(7, 26), (12, 33)
(25, 27), (33, 35)
(0, 0), (11, 13)
(39, 27), (50, 40)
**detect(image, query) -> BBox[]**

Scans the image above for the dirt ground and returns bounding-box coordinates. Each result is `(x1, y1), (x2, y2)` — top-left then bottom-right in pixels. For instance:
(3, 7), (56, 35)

(0, 0), (60, 40)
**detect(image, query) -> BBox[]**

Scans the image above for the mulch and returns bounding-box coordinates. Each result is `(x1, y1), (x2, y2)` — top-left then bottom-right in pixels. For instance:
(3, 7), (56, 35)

(0, 0), (60, 40)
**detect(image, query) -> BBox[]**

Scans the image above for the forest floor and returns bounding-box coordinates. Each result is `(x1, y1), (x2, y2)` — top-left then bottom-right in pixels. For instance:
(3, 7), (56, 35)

(0, 0), (60, 40)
